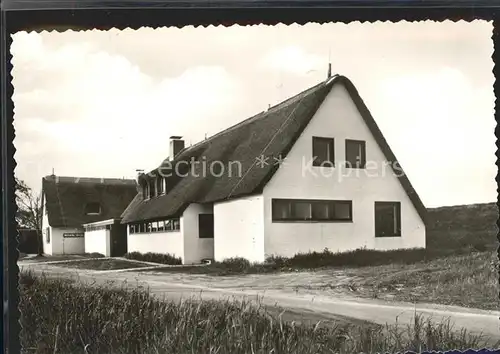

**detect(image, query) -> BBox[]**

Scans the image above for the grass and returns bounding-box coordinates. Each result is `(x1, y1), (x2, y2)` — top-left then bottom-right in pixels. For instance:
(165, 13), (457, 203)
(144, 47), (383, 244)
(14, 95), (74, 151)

(54, 258), (151, 271)
(20, 270), (497, 354)
(124, 251), (182, 265)
(317, 250), (499, 311)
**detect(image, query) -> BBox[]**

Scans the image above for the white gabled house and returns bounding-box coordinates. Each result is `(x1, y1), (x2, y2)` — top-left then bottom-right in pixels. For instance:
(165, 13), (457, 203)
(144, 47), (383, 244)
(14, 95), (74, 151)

(121, 74), (427, 264)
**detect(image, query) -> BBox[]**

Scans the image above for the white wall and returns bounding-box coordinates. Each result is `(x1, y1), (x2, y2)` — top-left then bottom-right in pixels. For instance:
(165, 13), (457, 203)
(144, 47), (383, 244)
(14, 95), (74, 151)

(85, 229), (111, 257)
(41, 199), (52, 255)
(48, 227), (85, 255)
(214, 195), (265, 263)
(182, 203), (214, 265)
(263, 83), (426, 258)
(127, 228), (184, 260)
(41, 195), (85, 255)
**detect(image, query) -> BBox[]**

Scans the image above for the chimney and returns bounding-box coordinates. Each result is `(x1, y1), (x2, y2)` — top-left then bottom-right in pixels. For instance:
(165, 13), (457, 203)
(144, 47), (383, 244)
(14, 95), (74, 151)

(135, 169), (144, 192)
(327, 63), (332, 79)
(169, 136), (185, 160)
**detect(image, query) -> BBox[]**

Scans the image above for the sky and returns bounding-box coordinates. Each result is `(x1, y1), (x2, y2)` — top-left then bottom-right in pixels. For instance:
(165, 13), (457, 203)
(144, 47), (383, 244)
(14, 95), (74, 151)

(10, 21), (495, 208)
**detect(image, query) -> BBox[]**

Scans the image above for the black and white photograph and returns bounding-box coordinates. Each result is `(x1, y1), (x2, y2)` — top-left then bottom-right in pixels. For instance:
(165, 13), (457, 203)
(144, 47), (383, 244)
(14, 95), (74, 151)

(13, 20), (499, 353)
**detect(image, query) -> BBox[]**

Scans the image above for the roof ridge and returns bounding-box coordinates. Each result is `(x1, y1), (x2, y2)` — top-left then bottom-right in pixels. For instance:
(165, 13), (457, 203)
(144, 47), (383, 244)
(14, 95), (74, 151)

(177, 80), (328, 158)
(43, 176), (136, 184)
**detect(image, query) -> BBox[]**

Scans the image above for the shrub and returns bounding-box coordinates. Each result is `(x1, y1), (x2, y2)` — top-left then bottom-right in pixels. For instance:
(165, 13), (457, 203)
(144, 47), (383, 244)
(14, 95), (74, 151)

(124, 251), (182, 265)
(220, 257), (252, 271)
(85, 252), (105, 258)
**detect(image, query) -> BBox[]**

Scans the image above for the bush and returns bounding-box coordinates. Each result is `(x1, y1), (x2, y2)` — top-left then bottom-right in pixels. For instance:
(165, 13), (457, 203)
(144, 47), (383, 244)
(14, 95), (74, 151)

(263, 247), (439, 270)
(85, 252), (105, 258)
(19, 271), (492, 354)
(124, 251), (182, 265)
(220, 257), (252, 271)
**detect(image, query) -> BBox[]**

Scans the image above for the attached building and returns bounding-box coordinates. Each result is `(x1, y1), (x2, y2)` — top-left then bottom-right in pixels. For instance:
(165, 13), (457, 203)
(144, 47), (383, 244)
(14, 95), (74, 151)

(42, 175), (138, 255)
(121, 75), (427, 264)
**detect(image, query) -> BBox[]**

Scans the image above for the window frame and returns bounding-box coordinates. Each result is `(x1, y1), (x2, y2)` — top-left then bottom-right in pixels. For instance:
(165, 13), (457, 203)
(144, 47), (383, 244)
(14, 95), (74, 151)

(374, 201), (402, 237)
(312, 136), (335, 167)
(130, 218), (181, 234)
(272, 199), (353, 222)
(345, 139), (366, 169)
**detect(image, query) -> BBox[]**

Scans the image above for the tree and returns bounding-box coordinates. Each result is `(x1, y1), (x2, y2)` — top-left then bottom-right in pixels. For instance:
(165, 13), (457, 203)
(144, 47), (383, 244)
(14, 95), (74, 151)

(15, 178), (43, 255)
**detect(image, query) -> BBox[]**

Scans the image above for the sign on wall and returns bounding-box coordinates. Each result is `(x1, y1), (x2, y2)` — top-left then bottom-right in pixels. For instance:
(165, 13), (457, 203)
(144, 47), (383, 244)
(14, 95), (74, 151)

(63, 232), (84, 238)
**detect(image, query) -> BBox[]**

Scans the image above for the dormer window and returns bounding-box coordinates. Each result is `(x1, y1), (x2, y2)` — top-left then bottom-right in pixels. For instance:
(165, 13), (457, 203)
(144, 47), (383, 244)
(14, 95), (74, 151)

(85, 202), (101, 215)
(143, 182), (150, 200)
(149, 180), (155, 199)
(156, 176), (166, 195)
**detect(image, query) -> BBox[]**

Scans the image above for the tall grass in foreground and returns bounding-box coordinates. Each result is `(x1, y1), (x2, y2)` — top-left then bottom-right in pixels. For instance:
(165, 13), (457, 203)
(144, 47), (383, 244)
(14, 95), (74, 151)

(20, 271), (494, 354)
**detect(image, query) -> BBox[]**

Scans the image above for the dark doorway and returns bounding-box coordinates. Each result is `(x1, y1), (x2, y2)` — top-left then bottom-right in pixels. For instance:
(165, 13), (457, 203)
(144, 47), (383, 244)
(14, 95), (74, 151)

(110, 221), (128, 257)
(199, 214), (214, 239)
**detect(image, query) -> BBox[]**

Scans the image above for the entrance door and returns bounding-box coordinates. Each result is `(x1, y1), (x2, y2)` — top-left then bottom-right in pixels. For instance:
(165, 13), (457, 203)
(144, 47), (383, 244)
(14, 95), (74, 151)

(110, 224), (128, 257)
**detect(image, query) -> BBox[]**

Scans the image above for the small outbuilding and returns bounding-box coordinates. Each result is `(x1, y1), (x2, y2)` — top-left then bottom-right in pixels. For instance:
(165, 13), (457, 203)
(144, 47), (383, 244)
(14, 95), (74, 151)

(41, 175), (137, 255)
(83, 218), (128, 257)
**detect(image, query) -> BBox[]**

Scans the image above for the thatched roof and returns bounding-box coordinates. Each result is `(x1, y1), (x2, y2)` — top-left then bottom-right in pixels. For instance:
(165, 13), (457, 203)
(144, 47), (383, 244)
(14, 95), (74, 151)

(121, 75), (427, 224)
(42, 176), (138, 228)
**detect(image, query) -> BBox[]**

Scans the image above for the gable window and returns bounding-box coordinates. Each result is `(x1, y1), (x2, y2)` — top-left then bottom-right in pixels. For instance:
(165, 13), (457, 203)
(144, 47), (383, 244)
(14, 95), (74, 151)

(272, 199), (352, 222)
(345, 139), (366, 169)
(45, 227), (50, 243)
(84, 202), (101, 215)
(375, 202), (401, 237)
(312, 137), (335, 167)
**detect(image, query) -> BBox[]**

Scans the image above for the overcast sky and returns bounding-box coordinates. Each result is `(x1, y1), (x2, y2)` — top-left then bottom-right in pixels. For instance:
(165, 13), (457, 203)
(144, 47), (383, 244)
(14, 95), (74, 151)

(11, 21), (495, 208)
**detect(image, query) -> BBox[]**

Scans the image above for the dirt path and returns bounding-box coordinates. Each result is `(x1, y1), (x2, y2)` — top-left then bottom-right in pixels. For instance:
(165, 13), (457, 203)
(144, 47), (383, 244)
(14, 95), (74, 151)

(20, 262), (500, 342)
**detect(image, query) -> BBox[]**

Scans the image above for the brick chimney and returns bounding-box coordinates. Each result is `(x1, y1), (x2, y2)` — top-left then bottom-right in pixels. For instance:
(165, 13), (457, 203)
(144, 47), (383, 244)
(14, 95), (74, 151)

(169, 136), (185, 160)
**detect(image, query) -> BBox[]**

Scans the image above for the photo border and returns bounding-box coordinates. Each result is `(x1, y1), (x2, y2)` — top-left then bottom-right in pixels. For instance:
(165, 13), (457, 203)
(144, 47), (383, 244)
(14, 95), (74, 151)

(1, 1), (499, 353)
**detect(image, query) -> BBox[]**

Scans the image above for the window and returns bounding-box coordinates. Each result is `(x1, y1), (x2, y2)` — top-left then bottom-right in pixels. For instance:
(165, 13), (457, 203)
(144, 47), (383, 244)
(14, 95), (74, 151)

(149, 181), (155, 199)
(312, 137), (335, 167)
(45, 227), (50, 243)
(157, 177), (165, 195)
(345, 139), (366, 169)
(129, 225), (135, 234)
(375, 202), (401, 237)
(143, 182), (150, 200)
(272, 199), (352, 222)
(272, 199), (292, 220)
(84, 202), (101, 215)
(171, 218), (180, 231)
(130, 218), (180, 234)
(199, 214), (214, 238)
